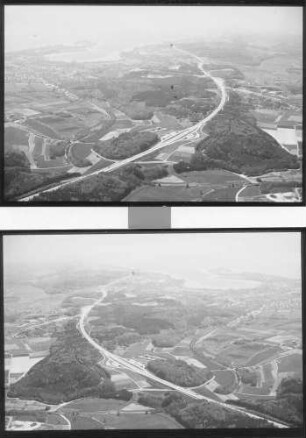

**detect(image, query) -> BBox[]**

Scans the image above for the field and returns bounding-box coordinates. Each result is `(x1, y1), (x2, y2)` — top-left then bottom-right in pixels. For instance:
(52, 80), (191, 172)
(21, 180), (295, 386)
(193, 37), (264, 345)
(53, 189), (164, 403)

(69, 415), (103, 429)
(123, 185), (213, 202)
(33, 137), (44, 158)
(216, 343), (271, 367)
(277, 353), (302, 377)
(179, 170), (245, 185)
(214, 370), (236, 392)
(122, 340), (151, 358)
(70, 143), (93, 160)
(46, 413), (68, 426)
(25, 119), (61, 139)
(91, 412), (182, 429)
(238, 185), (262, 199)
(64, 397), (129, 412)
(5, 126), (29, 151)
(246, 347), (282, 366)
(36, 156), (68, 168)
(202, 187), (241, 201)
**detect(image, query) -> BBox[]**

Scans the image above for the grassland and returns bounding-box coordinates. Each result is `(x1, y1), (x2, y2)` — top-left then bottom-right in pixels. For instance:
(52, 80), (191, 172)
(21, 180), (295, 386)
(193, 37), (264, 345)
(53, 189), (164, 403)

(70, 143), (93, 160)
(278, 354), (302, 377)
(5, 126), (29, 151)
(246, 347), (281, 366)
(123, 185), (213, 202)
(25, 120), (61, 139)
(46, 413), (69, 426)
(179, 170), (245, 185)
(214, 370), (236, 393)
(91, 412), (182, 429)
(64, 397), (129, 412)
(238, 185), (262, 199)
(69, 415), (104, 429)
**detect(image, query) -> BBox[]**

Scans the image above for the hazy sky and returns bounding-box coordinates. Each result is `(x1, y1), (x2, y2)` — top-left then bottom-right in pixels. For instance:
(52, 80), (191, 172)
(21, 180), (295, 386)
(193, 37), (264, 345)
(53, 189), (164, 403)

(3, 232), (301, 279)
(5, 5), (302, 52)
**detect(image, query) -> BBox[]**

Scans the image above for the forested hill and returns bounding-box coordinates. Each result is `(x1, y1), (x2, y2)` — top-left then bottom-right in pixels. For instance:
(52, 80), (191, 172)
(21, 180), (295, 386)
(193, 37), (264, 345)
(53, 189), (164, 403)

(174, 92), (299, 176)
(195, 114), (299, 176)
(8, 322), (131, 404)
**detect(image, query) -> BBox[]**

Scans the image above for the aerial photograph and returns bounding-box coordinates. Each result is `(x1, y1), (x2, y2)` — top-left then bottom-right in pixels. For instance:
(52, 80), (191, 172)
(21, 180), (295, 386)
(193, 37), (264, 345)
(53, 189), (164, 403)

(4, 5), (303, 203)
(4, 231), (303, 430)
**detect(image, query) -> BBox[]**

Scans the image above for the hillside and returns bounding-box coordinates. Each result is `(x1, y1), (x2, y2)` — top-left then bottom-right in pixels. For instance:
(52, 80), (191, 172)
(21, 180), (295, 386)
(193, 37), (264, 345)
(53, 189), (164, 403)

(94, 131), (159, 160)
(8, 322), (130, 404)
(147, 358), (212, 387)
(174, 92), (299, 176)
(229, 377), (303, 426)
(196, 114), (299, 176)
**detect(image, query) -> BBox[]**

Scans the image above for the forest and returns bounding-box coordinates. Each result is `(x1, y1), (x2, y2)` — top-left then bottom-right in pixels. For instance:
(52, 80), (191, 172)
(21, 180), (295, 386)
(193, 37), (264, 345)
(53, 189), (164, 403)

(229, 377), (303, 426)
(174, 93), (299, 176)
(8, 322), (132, 404)
(146, 358), (212, 387)
(94, 131), (159, 160)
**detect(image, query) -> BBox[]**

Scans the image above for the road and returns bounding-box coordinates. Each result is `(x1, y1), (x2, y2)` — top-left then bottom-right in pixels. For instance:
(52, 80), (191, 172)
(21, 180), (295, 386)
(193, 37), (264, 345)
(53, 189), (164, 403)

(78, 279), (288, 429)
(19, 48), (227, 201)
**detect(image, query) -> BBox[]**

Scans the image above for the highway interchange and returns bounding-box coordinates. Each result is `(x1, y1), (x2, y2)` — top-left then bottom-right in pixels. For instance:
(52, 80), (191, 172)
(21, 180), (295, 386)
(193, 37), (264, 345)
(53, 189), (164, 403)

(77, 278), (288, 429)
(19, 48), (227, 201)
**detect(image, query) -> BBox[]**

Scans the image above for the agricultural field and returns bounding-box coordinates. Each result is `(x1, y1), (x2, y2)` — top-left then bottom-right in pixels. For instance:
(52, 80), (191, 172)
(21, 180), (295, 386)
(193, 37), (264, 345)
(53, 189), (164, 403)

(70, 143), (93, 160)
(24, 119), (61, 139)
(202, 187), (242, 202)
(277, 353), (303, 377)
(46, 413), (69, 426)
(69, 415), (104, 430)
(123, 185), (213, 202)
(91, 412), (182, 429)
(246, 346), (282, 366)
(216, 343), (278, 367)
(237, 185), (262, 200)
(214, 370), (237, 394)
(64, 397), (130, 412)
(5, 126), (29, 151)
(179, 170), (245, 186)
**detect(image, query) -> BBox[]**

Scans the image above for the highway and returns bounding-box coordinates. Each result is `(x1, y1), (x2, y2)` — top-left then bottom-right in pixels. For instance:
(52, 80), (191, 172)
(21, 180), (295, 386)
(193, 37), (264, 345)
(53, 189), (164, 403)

(19, 48), (227, 201)
(78, 279), (288, 429)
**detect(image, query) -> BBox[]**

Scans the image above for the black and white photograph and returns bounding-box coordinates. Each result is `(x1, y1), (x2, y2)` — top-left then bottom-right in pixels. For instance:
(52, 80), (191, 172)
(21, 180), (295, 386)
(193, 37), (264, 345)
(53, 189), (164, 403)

(3, 231), (303, 431)
(3, 4), (303, 204)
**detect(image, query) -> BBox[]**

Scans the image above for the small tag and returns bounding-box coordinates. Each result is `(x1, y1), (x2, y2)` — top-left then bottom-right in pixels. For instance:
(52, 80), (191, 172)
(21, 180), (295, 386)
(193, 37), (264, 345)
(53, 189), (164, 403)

(128, 207), (171, 229)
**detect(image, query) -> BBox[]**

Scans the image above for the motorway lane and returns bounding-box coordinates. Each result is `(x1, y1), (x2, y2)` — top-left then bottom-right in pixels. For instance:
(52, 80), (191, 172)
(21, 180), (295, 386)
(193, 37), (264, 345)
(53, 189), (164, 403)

(78, 280), (288, 428)
(19, 49), (227, 201)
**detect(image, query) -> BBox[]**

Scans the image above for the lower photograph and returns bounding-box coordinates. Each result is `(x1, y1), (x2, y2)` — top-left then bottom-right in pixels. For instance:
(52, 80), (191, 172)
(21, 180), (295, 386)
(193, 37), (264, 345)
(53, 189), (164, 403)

(2, 229), (304, 435)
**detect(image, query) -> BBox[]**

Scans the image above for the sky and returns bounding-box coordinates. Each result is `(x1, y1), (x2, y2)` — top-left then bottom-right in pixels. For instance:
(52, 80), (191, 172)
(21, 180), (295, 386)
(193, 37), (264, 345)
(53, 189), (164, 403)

(5, 5), (302, 52)
(3, 232), (301, 279)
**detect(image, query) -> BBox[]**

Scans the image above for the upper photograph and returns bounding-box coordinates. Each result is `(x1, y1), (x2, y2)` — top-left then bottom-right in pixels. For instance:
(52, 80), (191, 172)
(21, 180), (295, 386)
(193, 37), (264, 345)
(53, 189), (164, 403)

(3, 5), (303, 205)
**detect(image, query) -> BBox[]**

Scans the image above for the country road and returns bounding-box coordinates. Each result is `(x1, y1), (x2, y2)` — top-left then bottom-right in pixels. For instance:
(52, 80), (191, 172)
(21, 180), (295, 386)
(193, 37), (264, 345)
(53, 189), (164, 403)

(19, 48), (227, 201)
(78, 278), (288, 429)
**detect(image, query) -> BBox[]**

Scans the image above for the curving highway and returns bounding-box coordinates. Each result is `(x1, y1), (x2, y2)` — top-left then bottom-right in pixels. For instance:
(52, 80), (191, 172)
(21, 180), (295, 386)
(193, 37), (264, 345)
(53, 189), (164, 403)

(19, 48), (227, 201)
(78, 279), (288, 429)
